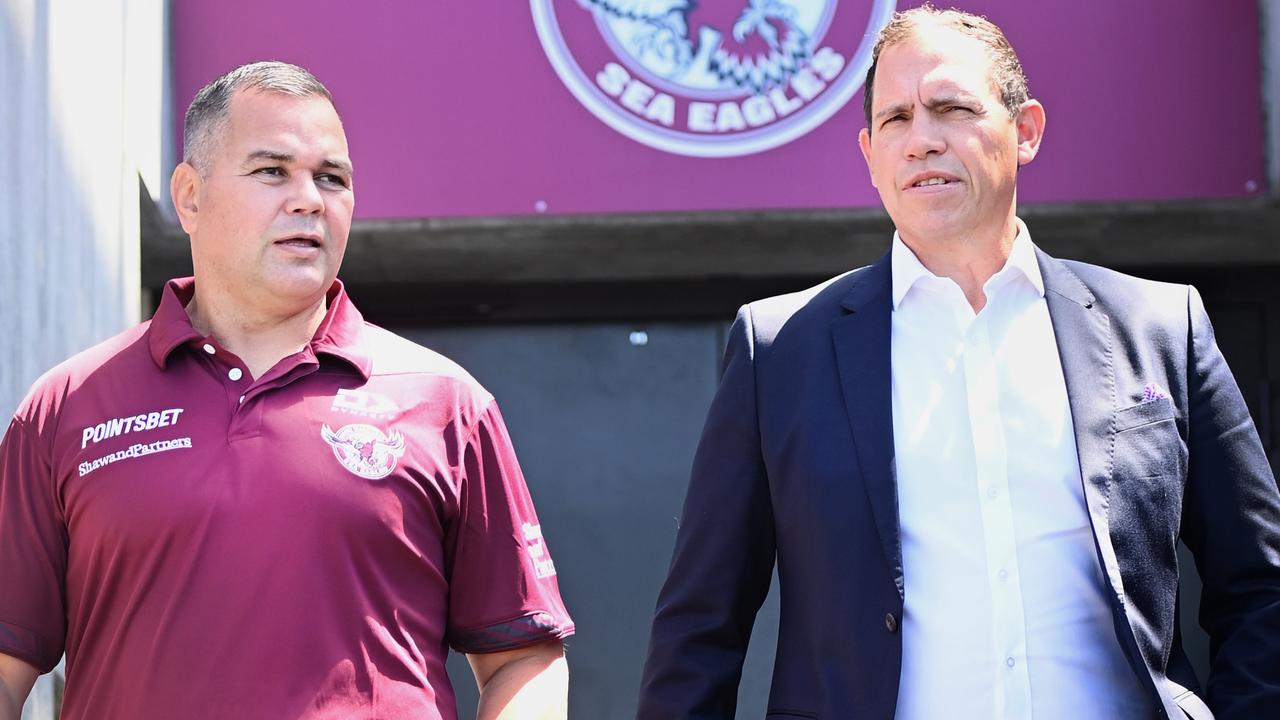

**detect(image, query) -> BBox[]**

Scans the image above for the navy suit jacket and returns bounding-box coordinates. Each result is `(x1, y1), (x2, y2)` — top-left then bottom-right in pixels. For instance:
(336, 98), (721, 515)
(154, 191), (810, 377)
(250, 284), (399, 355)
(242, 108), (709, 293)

(637, 249), (1280, 720)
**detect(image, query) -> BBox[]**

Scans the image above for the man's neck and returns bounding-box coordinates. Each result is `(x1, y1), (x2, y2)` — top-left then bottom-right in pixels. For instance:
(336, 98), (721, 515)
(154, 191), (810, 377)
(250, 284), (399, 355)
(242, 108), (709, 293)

(185, 289), (328, 380)
(900, 219), (1020, 313)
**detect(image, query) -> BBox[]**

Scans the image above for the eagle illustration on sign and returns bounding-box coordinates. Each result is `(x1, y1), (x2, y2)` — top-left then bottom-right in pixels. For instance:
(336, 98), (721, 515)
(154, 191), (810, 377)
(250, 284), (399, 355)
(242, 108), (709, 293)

(532, 0), (896, 157)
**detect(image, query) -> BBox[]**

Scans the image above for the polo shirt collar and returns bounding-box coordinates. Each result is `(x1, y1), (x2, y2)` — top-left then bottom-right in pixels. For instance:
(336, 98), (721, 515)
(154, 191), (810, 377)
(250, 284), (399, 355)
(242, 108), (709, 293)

(147, 277), (372, 380)
(890, 218), (1043, 310)
(312, 281), (372, 379)
(147, 277), (202, 366)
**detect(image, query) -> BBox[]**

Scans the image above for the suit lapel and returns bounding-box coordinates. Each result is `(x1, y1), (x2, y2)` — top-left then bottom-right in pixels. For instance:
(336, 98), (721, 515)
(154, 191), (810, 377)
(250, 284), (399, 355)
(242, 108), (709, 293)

(830, 254), (903, 598)
(1037, 249), (1127, 597)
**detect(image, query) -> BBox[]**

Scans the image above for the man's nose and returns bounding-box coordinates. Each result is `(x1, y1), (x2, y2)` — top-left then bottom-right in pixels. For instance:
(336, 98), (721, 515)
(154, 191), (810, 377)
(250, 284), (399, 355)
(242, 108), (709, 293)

(287, 175), (325, 214)
(903, 115), (946, 159)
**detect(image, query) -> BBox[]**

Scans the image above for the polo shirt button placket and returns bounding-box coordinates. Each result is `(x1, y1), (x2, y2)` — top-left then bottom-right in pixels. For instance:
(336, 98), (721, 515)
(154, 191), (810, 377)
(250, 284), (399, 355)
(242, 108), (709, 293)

(226, 367), (247, 414)
(206, 346), (261, 438)
(195, 339), (246, 411)
(226, 366), (251, 406)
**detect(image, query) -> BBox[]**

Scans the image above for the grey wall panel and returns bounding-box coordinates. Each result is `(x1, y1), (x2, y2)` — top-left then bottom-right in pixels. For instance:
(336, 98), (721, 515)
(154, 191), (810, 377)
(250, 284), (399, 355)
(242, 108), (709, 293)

(402, 322), (781, 719)
(0, 0), (154, 419)
(2, 1), (160, 716)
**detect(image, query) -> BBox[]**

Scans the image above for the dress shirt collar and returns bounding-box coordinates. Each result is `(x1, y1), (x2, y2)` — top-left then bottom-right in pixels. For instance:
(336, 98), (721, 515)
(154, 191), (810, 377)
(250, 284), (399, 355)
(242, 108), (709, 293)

(891, 218), (1044, 311)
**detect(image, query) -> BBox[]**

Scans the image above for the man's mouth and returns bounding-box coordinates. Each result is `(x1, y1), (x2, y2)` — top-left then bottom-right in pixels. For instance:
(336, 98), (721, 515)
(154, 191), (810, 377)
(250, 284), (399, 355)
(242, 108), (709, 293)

(275, 236), (321, 248)
(912, 177), (952, 187)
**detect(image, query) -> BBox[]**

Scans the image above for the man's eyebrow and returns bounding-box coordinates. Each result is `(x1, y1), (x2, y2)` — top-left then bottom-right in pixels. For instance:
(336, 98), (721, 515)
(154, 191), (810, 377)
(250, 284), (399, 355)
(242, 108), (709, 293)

(243, 149), (294, 165)
(874, 103), (912, 121)
(922, 92), (981, 110)
(242, 149), (352, 173)
(320, 157), (353, 173)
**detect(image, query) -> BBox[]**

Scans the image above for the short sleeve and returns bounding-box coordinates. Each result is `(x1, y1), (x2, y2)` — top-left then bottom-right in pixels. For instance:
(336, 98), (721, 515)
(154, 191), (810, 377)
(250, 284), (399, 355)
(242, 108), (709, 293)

(0, 416), (68, 673)
(444, 401), (574, 654)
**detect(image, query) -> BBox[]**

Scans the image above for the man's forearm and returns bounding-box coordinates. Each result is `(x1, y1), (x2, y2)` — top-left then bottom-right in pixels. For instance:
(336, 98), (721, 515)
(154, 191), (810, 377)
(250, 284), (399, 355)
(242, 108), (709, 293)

(0, 679), (24, 720)
(0, 655), (38, 720)
(472, 644), (568, 720)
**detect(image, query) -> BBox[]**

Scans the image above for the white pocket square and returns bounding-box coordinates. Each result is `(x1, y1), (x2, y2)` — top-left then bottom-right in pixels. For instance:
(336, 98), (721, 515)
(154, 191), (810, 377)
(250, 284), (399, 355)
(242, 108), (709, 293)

(1141, 382), (1169, 402)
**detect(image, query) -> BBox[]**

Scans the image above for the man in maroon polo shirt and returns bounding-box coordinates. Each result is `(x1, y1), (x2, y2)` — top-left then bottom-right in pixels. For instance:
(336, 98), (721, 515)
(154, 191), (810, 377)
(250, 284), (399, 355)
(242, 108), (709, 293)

(0, 62), (573, 719)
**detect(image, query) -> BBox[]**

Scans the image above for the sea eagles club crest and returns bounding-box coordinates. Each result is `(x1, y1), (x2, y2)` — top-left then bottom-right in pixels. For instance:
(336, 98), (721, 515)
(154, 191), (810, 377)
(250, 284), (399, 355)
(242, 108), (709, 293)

(531, 0), (896, 157)
(321, 423), (406, 480)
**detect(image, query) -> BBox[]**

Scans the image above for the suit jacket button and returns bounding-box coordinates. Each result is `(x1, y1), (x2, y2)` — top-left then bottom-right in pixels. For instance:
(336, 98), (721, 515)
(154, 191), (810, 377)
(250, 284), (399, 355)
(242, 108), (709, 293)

(884, 612), (898, 633)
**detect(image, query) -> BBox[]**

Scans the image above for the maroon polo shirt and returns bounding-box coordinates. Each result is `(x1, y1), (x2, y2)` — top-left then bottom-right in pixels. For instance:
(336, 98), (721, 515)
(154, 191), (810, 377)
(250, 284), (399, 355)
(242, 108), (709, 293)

(0, 278), (573, 719)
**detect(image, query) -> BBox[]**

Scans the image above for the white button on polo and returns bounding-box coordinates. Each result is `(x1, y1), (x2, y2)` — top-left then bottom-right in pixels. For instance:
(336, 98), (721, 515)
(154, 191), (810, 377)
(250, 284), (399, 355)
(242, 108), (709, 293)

(202, 343), (216, 354)
(1006, 657), (1016, 668)
(238, 395), (245, 404)
(228, 368), (243, 381)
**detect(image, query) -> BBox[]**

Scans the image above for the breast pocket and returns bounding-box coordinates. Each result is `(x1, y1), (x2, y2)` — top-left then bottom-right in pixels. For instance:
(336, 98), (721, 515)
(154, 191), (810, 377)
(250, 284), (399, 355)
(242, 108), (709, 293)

(1115, 396), (1177, 433)
(1111, 397), (1187, 553)
(1113, 397), (1185, 479)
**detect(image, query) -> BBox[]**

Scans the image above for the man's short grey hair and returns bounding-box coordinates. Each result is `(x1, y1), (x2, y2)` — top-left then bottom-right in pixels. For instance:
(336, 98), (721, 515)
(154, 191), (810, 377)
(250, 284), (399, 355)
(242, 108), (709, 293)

(182, 61), (335, 172)
(862, 4), (1030, 131)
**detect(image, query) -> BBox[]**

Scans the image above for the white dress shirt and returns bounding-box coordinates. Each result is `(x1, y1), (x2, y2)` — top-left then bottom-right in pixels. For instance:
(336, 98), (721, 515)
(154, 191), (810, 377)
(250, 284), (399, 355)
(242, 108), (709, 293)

(890, 223), (1154, 719)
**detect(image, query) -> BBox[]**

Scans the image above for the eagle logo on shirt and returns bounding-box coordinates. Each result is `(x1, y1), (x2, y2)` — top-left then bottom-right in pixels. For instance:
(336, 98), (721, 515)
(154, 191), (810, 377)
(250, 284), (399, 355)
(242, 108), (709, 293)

(321, 423), (406, 480)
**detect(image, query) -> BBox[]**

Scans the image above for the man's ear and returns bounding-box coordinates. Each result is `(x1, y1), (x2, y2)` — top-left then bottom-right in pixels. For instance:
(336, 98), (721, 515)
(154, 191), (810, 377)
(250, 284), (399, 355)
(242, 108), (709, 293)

(858, 127), (877, 188)
(1015, 99), (1046, 167)
(170, 162), (202, 234)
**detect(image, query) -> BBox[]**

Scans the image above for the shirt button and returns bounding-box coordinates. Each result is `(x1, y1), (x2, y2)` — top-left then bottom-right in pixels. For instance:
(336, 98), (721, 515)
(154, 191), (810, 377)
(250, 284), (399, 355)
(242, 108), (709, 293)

(228, 368), (243, 381)
(987, 487), (998, 499)
(998, 568), (1009, 581)
(1006, 656), (1016, 668)
(202, 343), (216, 354)
(884, 612), (898, 633)
(238, 395), (245, 404)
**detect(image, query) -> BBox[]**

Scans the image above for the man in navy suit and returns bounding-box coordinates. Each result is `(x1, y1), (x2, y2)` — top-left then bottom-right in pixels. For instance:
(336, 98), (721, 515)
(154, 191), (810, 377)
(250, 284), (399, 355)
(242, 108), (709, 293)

(637, 7), (1280, 719)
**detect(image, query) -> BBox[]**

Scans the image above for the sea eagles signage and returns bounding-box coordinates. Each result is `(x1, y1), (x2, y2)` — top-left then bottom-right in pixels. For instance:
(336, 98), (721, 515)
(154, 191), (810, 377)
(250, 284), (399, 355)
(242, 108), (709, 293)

(173, 1), (1264, 214)
(532, 0), (896, 157)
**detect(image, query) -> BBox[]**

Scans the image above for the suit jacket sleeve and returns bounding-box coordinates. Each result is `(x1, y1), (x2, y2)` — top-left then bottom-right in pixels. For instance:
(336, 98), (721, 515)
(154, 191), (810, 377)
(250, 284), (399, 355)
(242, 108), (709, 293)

(1179, 286), (1280, 717)
(636, 305), (778, 720)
